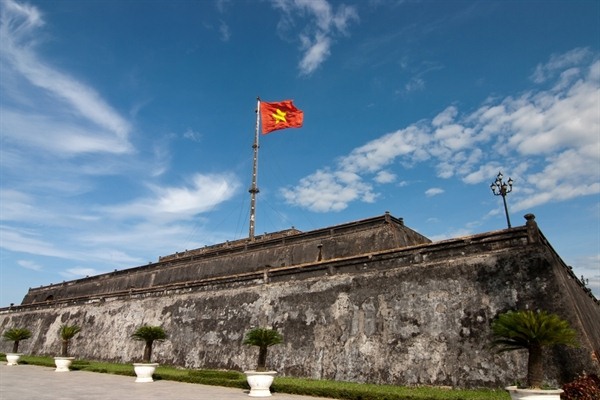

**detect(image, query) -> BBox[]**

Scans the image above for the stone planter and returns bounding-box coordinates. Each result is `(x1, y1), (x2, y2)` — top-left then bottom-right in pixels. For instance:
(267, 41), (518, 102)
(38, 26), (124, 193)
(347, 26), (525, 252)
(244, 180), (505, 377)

(5, 353), (23, 366)
(133, 363), (159, 383)
(244, 371), (277, 397)
(506, 386), (564, 400)
(54, 357), (75, 372)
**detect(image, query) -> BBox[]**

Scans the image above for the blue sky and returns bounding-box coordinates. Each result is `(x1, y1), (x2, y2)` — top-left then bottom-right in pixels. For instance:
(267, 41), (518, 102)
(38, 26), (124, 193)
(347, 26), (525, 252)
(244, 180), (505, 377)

(1, 0), (598, 306)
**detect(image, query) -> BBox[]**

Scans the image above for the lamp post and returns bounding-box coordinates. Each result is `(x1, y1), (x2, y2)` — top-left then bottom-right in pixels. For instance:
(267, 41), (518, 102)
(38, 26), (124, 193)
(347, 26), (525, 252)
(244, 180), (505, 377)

(490, 172), (513, 228)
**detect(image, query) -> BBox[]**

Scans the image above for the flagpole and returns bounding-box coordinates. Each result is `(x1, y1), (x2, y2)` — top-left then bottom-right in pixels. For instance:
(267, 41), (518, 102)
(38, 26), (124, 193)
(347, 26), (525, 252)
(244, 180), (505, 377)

(249, 97), (261, 240)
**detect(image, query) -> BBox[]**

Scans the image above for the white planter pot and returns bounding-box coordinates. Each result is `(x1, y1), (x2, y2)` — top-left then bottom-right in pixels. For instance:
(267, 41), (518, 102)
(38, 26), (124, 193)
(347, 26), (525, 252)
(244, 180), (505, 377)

(54, 357), (75, 372)
(133, 363), (159, 383)
(506, 386), (564, 400)
(6, 353), (22, 366)
(244, 371), (277, 397)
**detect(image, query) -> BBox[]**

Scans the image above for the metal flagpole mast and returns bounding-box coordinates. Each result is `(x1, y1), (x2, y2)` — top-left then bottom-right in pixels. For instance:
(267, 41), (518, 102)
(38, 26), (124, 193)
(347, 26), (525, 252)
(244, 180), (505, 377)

(248, 97), (261, 240)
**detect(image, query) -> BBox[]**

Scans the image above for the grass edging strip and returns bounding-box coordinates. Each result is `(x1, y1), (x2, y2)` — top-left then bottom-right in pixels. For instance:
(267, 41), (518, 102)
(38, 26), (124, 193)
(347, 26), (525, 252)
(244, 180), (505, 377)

(1, 354), (509, 400)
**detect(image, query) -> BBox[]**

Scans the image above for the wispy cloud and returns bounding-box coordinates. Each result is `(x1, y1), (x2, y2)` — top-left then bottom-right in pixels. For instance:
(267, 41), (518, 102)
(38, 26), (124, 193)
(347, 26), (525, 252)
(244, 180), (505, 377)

(17, 259), (43, 272)
(0, 172), (240, 267)
(219, 20), (231, 42)
(270, 0), (359, 75)
(531, 47), (592, 83)
(0, 0), (243, 275)
(404, 77), (425, 93)
(398, 61), (444, 95)
(0, 225), (73, 259)
(104, 173), (241, 223)
(60, 267), (101, 279)
(215, 0), (231, 13)
(281, 48), (600, 213)
(183, 128), (203, 142)
(0, 0), (133, 155)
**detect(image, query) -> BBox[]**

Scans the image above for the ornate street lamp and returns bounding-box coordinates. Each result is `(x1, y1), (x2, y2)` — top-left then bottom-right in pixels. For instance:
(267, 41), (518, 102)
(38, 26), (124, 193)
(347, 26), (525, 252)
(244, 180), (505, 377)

(490, 172), (513, 228)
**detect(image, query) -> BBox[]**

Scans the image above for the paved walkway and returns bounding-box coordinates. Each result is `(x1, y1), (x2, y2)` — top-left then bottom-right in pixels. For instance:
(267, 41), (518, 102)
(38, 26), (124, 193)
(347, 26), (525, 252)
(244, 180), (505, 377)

(0, 364), (331, 400)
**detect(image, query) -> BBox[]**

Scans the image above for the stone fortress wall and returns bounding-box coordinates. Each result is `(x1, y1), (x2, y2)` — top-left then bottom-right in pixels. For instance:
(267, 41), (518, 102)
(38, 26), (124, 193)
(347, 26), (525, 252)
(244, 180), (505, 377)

(1, 213), (598, 388)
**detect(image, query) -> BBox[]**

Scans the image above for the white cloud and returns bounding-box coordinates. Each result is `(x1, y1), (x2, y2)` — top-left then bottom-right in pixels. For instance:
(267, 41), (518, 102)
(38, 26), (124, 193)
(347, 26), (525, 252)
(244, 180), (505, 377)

(1, 0), (43, 40)
(281, 169), (375, 212)
(270, 0), (359, 75)
(432, 106), (458, 126)
(299, 32), (331, 75)
(425, 188), (444, 197)
(434, 123), (475, 151)
(340, 125), (432, 174)
(374, 170), (396, 184)
(282, 48), (600, 214)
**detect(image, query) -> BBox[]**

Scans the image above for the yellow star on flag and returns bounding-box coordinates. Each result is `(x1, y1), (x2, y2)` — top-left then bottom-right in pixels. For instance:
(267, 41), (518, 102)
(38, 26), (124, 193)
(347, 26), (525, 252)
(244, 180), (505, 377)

(272, 108), (287, 124)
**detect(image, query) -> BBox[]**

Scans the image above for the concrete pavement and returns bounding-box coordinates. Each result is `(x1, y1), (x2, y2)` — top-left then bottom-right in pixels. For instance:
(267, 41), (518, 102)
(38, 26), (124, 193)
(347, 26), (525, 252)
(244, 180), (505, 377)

(0, 364), (331, 400)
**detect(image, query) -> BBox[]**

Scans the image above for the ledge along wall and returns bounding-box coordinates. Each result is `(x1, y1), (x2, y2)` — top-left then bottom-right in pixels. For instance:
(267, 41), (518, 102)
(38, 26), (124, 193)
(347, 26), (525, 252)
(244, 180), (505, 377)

(0, 213), (598, 388)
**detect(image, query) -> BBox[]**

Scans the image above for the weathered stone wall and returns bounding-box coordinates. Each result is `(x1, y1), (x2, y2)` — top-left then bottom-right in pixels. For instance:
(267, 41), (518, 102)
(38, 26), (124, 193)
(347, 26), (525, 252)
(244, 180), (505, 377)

(1, 215), (598, 388)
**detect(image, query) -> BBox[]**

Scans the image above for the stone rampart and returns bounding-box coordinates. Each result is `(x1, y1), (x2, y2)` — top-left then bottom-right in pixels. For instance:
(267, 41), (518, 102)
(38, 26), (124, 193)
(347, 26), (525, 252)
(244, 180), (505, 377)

(19, 213), (430, 304)
(0, 214), (598, 388)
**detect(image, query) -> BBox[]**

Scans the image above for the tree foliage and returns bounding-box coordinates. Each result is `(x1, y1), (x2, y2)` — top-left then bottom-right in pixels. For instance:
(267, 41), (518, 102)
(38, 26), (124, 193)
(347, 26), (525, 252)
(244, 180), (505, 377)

(59, 324), (82, 357)
(491, 309), (578, 389)
(243, 327), (283, 371)
(131, 325), (167, 363)
(2, 327), (32, 353)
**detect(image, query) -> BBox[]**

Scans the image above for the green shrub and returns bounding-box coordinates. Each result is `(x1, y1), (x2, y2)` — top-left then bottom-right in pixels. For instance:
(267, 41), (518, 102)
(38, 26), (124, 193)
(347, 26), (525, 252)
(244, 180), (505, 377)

(188, 369), (244, 380)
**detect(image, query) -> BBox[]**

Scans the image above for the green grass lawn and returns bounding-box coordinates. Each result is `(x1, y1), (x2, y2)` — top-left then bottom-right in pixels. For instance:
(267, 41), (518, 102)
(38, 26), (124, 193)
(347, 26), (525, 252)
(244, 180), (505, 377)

(1, 354), (509, 400)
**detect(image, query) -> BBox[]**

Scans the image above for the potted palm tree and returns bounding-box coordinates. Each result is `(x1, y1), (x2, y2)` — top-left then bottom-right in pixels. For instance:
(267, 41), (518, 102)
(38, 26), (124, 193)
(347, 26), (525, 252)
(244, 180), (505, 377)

(2, 327), (32, 365)
(54, 324), (81, 372)
(491, 309), (579, 400)
(131, 325), (167, 383)
(243, 327), (283, 397)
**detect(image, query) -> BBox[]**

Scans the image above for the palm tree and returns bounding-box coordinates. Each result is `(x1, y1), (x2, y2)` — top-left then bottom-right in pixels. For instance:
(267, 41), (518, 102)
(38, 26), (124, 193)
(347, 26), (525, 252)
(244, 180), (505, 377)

(131, 325), (167, 363)
(491, 309), (578, 389)
(59, 324), (81, 357)
(2, 328), (32, 353)
(243, 327), (283, 371)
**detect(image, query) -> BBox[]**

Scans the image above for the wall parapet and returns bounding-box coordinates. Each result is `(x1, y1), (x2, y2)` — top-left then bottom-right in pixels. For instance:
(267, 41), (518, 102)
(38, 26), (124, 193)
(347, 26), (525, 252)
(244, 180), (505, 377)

(19, 213), (430, 305)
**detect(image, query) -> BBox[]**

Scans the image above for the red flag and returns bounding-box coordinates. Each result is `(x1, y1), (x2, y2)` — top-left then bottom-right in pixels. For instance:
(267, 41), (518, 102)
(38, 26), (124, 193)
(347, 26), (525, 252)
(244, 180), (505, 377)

(260, 100), (304, 134)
